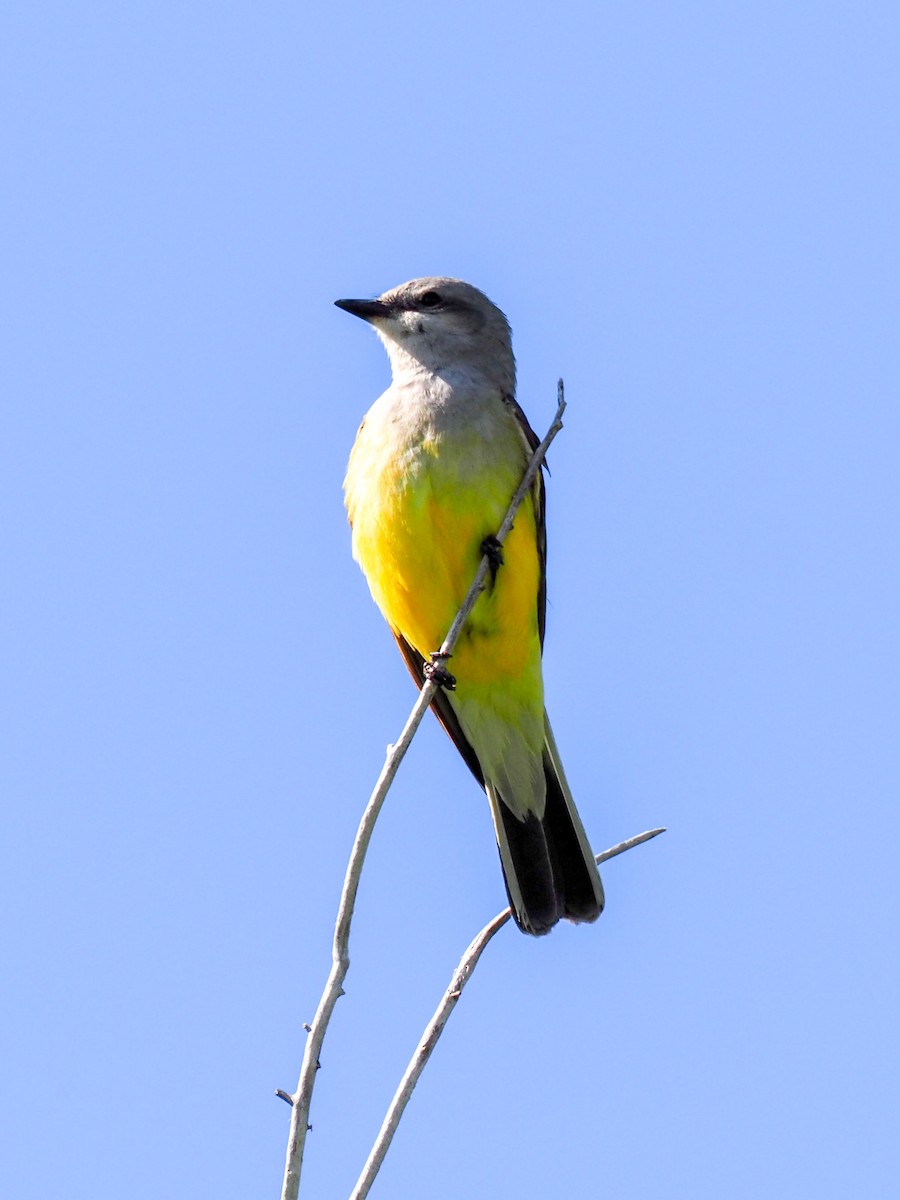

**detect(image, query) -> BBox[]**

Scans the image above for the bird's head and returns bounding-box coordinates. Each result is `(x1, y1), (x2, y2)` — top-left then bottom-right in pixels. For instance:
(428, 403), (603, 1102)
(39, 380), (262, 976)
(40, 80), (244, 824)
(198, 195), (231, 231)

(335, 277), (515, 393)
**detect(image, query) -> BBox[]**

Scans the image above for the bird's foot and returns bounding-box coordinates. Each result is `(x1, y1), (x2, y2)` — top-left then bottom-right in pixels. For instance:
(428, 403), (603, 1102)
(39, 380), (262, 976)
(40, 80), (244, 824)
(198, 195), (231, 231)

(424, 652), (456, 691)
(480, 535), (504, 584)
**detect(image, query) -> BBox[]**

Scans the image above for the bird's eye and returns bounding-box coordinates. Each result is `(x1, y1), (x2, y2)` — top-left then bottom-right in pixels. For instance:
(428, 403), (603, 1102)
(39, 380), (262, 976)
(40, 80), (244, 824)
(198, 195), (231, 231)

(419, 291), (442, 308)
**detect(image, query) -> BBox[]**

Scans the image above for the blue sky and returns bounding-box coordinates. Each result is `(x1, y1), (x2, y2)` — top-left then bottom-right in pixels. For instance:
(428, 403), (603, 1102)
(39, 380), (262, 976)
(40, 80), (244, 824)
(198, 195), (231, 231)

(3, 3), (898, 1197)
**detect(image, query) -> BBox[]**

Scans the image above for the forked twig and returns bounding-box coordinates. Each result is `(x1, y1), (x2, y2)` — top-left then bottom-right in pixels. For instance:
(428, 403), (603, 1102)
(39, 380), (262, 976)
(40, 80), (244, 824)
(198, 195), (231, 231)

(278, 384), (568, 1200)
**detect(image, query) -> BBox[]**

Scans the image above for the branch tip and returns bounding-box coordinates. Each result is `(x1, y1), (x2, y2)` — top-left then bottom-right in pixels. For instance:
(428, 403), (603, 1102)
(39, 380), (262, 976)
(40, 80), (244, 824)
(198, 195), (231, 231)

(594, 827), (666, 866)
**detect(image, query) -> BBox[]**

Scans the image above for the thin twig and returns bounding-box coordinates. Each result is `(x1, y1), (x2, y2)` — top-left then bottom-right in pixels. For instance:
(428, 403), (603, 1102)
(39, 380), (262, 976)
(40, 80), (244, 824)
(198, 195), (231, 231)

(347, 827), (666, 1200)
(278, 384), (568, 1200)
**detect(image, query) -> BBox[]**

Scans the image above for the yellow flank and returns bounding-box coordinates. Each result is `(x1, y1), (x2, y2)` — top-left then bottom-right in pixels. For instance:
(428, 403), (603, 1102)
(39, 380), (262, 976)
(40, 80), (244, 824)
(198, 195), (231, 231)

(346, 422), (543, 693)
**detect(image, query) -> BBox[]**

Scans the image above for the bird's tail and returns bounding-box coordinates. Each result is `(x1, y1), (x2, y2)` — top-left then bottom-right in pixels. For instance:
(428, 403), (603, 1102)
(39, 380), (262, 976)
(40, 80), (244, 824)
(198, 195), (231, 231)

(487, 717), (605, 936)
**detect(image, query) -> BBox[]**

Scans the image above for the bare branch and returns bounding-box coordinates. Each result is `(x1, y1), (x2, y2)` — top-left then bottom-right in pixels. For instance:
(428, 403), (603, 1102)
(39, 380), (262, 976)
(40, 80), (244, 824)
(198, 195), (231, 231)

(347, 827), (665, 1199)
(278, 385), (568, 1200)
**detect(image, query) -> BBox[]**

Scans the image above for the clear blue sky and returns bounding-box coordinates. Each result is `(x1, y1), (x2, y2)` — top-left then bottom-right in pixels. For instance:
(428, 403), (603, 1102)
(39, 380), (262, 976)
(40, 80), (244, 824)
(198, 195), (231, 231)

(3, 3), (898, 1197)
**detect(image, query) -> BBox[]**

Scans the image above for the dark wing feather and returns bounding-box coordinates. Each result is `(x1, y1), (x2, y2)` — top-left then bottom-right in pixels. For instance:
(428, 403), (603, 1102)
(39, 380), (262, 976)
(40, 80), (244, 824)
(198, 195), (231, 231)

(391, 632), (485, 787)
(501, 392), (547, 646)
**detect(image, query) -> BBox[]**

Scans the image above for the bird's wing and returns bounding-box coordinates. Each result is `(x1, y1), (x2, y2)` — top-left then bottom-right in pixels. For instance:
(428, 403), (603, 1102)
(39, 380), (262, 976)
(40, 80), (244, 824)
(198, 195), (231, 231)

(502, 392), (547, 647)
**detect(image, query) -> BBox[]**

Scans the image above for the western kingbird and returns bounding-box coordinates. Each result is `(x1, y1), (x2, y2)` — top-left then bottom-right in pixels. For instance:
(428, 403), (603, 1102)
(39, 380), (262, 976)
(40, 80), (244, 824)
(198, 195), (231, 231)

(337, 277), (604, 935)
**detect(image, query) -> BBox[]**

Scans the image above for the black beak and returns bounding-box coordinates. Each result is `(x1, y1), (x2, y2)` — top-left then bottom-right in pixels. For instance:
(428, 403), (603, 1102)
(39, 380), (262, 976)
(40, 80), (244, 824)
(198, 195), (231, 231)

(334, 297), (392, 322)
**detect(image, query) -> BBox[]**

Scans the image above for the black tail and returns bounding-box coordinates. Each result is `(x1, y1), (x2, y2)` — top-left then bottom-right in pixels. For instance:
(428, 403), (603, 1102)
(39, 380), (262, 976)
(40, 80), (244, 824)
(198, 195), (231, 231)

(491, 727), (605, 936)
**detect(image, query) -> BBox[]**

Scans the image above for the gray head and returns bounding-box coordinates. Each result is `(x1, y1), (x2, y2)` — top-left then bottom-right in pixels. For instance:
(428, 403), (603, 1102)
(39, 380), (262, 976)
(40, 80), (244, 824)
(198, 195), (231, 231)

(335, 277), (516, 394)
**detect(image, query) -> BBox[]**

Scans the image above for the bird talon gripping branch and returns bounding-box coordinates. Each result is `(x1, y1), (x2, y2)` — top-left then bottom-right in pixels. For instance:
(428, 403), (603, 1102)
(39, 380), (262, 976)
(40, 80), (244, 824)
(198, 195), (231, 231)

(480, 534), (505, 583)
(424, 654), (457, 691)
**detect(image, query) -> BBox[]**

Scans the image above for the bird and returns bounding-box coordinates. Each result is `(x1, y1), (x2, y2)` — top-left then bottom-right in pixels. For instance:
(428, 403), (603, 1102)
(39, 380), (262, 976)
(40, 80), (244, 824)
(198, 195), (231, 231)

(337, 277), (604, 935)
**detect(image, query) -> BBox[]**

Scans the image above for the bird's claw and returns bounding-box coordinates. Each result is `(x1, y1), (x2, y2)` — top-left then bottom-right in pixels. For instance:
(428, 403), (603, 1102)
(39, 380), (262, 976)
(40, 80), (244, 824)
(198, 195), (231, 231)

(480, 535), (504, 581)
(424, 652), (456, 691)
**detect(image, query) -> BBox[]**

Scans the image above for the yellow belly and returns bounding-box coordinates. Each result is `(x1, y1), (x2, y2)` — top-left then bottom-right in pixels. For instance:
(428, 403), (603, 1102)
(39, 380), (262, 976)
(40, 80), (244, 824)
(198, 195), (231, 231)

(346, 425), (542, 688)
